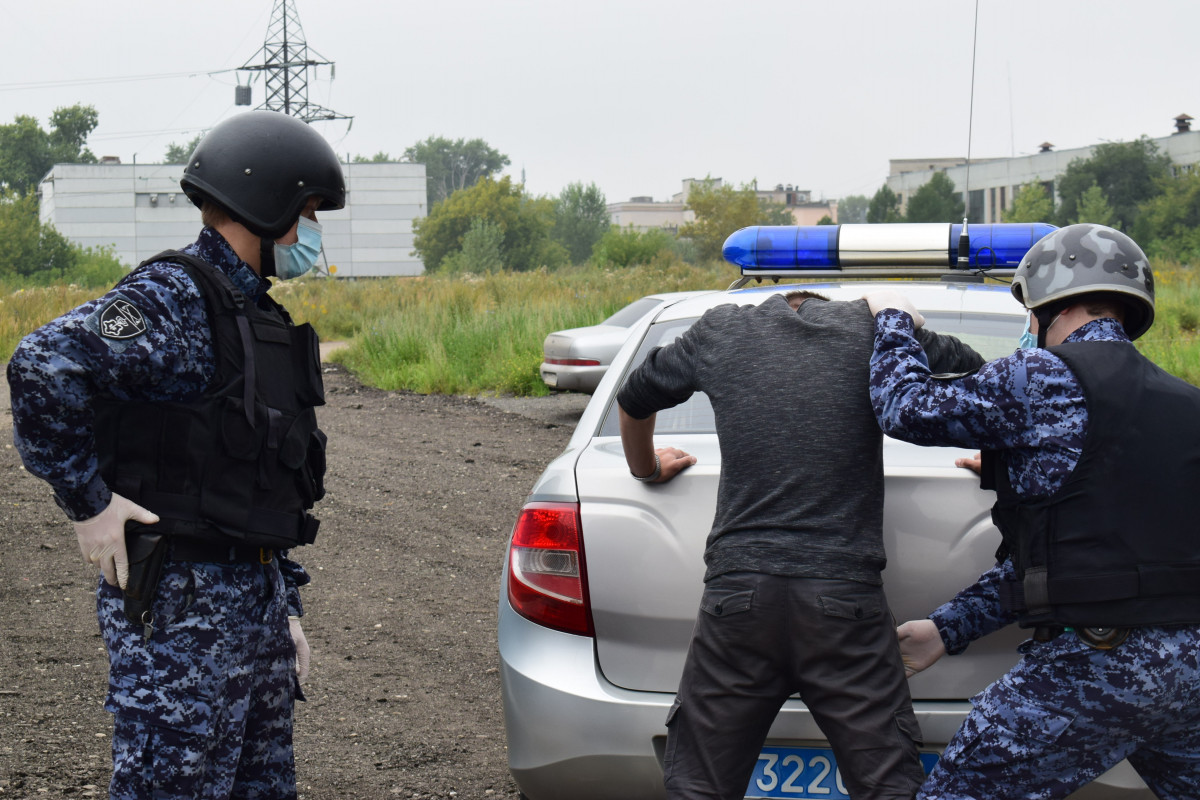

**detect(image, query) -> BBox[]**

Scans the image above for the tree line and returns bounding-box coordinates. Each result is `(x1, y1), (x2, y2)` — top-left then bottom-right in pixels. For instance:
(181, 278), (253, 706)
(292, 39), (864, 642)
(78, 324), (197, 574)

(5, 105), (1200, 284)
(840, 138), (1199, 263)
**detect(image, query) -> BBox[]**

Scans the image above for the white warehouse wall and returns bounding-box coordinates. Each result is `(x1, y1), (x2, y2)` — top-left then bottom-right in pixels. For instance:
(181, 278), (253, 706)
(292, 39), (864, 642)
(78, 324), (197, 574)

(39, 161), (427, 277)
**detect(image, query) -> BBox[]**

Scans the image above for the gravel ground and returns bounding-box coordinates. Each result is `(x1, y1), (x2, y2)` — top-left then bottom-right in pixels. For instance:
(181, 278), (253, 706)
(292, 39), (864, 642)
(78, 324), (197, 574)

(0, 361), (591, 799)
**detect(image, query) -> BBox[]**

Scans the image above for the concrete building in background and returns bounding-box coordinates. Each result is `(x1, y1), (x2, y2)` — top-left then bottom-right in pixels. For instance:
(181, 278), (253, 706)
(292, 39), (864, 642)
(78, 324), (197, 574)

(38, 161), (427, 277)
(607, 178), (839, 232)
(886, 115), (1200, 224)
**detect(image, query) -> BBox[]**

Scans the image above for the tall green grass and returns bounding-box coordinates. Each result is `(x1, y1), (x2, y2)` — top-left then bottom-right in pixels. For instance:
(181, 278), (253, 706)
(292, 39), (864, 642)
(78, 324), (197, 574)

(1135, 261), (1200, 385)
(7, 255), (1200, 397)
(288, 257), (740, 395)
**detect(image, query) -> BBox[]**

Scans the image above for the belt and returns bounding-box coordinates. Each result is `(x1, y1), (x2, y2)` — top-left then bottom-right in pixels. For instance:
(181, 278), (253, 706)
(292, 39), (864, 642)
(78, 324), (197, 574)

(169, 538), (275, 564)
(1033, 625), (1130, 649)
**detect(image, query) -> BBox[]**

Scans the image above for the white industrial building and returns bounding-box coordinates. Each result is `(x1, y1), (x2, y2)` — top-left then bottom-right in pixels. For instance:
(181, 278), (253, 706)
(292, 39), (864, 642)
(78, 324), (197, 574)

(886, 115), (1200, 223)
(607, 178), (839, 232)
(38, 161), (427, 277)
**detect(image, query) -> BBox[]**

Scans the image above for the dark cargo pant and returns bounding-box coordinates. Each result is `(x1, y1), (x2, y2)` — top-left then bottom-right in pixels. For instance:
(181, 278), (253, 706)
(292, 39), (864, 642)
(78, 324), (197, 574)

(97, 557), (299, 800)
(663, 572), (925, 800)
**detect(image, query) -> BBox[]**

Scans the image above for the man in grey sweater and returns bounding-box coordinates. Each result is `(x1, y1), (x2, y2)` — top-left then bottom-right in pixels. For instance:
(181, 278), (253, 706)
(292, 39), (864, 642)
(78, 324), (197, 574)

(617, 289), (981, 800)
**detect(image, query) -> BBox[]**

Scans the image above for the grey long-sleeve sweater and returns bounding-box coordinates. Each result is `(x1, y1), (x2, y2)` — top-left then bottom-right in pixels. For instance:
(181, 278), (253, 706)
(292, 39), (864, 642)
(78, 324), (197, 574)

(617, 294), (982, 584)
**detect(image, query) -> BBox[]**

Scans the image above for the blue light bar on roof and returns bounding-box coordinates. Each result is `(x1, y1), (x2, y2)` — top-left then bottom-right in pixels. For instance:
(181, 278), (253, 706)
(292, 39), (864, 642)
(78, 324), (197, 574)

(723, 223), (1058, 271)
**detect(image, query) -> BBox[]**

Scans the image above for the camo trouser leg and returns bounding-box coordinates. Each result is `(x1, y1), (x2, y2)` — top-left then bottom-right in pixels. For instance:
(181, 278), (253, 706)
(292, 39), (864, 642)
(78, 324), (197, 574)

(919, 625), (1200, 800)
(97, 558), (299, 800)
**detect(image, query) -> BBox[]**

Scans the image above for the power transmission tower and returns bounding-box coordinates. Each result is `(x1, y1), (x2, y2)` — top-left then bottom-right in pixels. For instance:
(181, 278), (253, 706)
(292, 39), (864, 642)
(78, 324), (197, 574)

(237, 0), (352, 125)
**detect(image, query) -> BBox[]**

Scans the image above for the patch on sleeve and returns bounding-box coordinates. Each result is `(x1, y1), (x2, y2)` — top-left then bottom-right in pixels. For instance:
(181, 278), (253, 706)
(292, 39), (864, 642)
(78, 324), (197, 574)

(84, 294), (151, 352)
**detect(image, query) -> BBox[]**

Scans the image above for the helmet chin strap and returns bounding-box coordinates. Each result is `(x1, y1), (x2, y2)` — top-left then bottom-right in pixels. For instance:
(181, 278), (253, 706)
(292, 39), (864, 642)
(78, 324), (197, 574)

(1034, 300), (1072, 348)
(259, 237), (277, 279)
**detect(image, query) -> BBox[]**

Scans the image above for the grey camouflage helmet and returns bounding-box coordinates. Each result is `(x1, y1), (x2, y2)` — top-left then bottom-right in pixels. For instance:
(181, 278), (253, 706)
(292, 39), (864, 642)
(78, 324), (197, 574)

(1012, 223), (1155, 340)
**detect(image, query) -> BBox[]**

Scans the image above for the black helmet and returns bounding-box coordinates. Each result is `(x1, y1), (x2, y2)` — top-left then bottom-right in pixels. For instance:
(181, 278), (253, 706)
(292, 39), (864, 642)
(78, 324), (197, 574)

(180, 110), (346, 239)
(1012, 223), (1155, 340)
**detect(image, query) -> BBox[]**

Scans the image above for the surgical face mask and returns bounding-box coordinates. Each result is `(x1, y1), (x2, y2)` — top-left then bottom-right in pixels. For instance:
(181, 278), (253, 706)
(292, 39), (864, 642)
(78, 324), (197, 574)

(273, 216), (323, 280)
(1017, 313), (1036, 350)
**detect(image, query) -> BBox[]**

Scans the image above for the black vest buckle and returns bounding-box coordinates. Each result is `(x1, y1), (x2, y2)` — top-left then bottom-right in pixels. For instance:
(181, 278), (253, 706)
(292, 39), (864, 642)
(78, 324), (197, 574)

(1033, 625), (1065, 642)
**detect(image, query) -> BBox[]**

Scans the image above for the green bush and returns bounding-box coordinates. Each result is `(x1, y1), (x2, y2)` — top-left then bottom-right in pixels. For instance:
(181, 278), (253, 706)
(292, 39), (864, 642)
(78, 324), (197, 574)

(591, 226), (675, 268)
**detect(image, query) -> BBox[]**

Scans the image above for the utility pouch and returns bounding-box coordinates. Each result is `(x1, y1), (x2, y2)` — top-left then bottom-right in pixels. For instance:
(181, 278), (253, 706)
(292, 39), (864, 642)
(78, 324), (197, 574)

(123, 527), (167, 627)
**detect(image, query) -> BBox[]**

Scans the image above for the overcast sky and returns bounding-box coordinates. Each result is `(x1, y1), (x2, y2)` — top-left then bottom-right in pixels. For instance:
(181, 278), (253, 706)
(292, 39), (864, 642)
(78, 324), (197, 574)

(2, 0), (1195, 205)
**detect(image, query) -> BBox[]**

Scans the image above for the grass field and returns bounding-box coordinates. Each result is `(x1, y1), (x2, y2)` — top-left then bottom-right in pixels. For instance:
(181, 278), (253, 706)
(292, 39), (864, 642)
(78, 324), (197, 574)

(4, 258), (1198, 395)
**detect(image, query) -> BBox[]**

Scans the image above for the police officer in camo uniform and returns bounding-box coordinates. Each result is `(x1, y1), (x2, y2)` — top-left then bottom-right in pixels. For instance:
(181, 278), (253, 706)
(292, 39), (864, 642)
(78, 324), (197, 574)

(7, 110), (344, 799)
(866, 223), (1200, 799)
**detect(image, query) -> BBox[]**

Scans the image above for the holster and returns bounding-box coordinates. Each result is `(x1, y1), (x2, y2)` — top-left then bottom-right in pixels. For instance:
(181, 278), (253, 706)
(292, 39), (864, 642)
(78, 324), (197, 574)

(123, 526), (167, 626)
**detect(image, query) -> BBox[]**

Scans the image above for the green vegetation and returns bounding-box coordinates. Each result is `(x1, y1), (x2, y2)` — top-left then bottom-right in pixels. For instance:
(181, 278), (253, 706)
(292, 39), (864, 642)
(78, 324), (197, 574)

(0, 104), (99, 193)
(1134, 261), (1200, 386)
(412, 176), (565, 273)
(867, 185), (902, 223)
(280, 258), (739, 395)
(403, 136), (510, 212)
(904, 172), (965, 223)
(8, 255), (1200, 397)
(680, 179), (792, 261)
(1003, 182), (1055, 224)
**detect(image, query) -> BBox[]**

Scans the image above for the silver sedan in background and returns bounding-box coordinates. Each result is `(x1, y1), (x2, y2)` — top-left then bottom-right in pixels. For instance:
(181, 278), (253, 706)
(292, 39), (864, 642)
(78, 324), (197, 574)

(539, 291), (714, 393)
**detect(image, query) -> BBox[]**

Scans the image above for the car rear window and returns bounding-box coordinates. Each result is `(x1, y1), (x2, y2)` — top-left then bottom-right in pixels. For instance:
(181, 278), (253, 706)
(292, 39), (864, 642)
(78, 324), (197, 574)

(599, 309), (1024, 436)
(602, 297), (663, 328)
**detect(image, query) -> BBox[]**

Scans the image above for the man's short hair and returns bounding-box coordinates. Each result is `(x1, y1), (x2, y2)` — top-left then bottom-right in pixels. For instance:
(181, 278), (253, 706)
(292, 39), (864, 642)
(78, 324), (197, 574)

(784, 289), (830, 309)
(1074, 291), (1128, 323)
(200, 201), (229, 229)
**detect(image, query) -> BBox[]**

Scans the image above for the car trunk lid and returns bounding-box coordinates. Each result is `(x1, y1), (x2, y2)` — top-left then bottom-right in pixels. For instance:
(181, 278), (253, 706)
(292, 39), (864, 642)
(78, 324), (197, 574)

(577, 434), (1026, 698)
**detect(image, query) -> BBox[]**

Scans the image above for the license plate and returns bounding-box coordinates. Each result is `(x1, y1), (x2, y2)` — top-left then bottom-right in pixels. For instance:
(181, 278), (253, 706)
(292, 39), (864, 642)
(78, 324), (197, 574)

(542, 371), (557, 387)
(746, 746), (939, 798)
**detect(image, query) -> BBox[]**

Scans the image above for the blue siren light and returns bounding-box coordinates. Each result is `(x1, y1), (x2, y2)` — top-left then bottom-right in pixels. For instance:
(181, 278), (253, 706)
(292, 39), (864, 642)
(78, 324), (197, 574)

(723, 223), (1058, 271)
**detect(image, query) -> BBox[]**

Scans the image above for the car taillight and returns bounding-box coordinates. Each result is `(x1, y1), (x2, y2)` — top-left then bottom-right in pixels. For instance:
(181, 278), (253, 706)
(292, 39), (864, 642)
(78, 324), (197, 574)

(544, 357), (601, 367)
(507, 502), (593, 637)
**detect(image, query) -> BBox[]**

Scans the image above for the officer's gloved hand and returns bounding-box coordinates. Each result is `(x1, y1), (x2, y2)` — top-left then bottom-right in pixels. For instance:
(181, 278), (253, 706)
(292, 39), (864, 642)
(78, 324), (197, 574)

(863, 291), (926, 329)
(289, 617), (311, 681)
(896, 619), (946, 678)
(73, 493), (160, 590)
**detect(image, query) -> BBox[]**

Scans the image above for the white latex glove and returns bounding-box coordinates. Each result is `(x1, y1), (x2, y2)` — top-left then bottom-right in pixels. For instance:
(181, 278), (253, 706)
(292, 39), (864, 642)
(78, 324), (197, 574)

(863, 291), (926, 328)
(896, 619), (947, 678)
(72, 492), (160, 590)
(290, 617), (311, 682)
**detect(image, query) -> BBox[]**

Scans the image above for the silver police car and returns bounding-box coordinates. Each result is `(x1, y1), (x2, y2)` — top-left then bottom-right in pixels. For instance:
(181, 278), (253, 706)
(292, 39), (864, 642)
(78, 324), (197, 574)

(500, 224), (1153, 800)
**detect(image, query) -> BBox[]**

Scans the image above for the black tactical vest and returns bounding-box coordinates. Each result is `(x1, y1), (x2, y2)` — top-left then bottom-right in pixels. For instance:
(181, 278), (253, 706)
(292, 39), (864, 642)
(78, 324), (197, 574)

(983, 340), (1200, 628)
(94, 251), (326, 550)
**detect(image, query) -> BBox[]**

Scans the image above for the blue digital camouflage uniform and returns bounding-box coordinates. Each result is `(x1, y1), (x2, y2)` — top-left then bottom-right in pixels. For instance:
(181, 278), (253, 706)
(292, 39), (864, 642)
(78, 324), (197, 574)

(7, 227), (309, 800)
(868, 309), (1200, 800)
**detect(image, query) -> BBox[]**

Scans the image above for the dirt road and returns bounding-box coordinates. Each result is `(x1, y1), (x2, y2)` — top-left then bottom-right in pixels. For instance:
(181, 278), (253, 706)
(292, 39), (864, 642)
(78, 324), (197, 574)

(0, 362), (589, 799)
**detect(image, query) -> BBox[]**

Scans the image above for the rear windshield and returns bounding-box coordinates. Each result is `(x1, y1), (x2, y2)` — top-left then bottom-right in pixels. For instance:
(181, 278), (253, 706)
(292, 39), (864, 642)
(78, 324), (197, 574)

(599, 310), (1024, 436)
(602, 297), (663, 328)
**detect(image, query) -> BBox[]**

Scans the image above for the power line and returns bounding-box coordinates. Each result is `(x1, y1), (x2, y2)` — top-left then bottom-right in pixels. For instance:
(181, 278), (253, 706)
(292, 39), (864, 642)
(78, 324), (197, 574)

(0, 69), (237, 93)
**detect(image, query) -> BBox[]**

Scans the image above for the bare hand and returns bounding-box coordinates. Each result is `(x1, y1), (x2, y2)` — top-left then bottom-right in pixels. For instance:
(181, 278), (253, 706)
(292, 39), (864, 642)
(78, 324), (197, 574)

(896, 619), (946, 678)
(652, 447), (697, 483)
(955, 452), (982, 474)
(862, 291), (926, 328)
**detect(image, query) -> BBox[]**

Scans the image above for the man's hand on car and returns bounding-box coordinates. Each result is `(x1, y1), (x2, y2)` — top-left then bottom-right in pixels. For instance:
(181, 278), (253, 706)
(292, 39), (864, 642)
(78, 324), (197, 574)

(863, 291), (926, 328)
(73, 492), (160, 590)
(955, 451), (982, 475)
(896, 619), (947, 678)
(653, 447), (696, 483)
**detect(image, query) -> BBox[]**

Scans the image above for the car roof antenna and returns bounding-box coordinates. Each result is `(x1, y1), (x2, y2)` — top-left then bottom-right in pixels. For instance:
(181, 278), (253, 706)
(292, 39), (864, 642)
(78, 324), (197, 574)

(957, 0), (981, 275)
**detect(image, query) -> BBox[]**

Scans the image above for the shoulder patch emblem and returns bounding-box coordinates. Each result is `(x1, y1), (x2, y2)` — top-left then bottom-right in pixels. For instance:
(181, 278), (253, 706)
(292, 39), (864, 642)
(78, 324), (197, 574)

(84, 293), (152, 353)
(97, 297), (148, 340)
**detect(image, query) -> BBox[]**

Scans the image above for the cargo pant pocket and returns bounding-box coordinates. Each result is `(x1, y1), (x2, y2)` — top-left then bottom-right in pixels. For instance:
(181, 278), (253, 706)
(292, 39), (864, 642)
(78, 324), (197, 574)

(106, 680), (217, 798)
